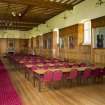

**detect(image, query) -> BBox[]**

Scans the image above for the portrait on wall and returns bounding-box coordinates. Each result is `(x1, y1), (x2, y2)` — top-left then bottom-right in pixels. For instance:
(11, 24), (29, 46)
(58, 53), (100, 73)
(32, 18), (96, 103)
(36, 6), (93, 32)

(47, 38), (51, 49)
(93, 26), (105, 48)
(68, 36), (75, 48)
(43, 39), (47, 49)
(8, 39), (14, 48)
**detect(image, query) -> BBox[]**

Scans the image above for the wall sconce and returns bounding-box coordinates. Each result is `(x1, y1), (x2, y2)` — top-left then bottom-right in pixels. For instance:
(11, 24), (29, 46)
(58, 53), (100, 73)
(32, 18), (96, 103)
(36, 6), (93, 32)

(96, 0), (105, 6)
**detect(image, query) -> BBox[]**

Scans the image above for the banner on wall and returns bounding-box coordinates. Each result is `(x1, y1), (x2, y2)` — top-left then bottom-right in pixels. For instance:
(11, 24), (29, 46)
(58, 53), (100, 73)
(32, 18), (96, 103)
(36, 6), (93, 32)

(93, 26), (105, 48)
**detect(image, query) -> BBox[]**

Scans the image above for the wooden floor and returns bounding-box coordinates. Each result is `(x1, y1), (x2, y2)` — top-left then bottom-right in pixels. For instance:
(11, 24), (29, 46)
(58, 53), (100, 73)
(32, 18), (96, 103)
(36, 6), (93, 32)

(2, 58), (105, 105)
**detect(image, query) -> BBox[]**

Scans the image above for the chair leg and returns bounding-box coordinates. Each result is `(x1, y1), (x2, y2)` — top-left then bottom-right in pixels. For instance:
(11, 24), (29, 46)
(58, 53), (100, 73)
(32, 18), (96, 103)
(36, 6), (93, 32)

(27, 72), (30, 81)
(92, 77), (96, 83)
(25, 71), (27, 78)
(33, 74), (36, 87)
(77, 77), (81, 85)
(38, 80), (41, 92)
(68, 80), (72, 87)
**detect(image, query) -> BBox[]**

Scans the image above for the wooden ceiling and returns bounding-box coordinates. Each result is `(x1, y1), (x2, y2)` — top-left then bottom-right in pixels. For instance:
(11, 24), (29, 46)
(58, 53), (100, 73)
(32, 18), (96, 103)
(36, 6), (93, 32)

(0, 0), (84, 30)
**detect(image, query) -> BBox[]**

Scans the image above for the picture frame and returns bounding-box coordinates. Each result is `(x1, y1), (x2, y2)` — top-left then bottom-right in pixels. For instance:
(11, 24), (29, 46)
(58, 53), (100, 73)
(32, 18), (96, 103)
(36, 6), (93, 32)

(7, 39), (15, 49)
(7, 39), (15, 54)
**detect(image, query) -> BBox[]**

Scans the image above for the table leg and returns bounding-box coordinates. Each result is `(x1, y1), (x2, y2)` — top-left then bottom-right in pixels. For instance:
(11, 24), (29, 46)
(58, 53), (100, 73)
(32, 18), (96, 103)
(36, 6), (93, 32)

(33, 73), (36, 87)
(38, 79), (41, 92)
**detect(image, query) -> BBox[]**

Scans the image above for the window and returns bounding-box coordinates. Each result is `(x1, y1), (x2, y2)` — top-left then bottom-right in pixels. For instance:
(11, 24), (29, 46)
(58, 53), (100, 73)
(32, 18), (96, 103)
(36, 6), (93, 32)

(59, 37), (64, 48)
(43, 40), (47, 49)
(83, 21), (91, 45)
(47, 38), (51, 48)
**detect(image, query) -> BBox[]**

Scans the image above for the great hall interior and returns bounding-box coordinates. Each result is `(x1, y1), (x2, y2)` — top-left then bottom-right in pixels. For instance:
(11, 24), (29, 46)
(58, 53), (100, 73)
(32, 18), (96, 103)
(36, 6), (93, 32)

(0, 0), (105, 105)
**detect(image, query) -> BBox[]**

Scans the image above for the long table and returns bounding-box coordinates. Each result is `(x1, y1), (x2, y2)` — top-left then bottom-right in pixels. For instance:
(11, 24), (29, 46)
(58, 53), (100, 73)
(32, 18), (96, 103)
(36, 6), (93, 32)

(33, 67), (96, 75)
(32, 66), (100, 91)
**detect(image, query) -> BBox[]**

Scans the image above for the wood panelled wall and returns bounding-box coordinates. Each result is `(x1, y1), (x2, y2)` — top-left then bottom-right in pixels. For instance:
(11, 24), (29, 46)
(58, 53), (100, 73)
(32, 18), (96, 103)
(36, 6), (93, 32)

(0, 38), (29, 55)
(42, 32), (53, 58)
(79, 45), (91, 63)
(32, 16), (105, 65)
(93, 49), (105, 65)
(0, 39), (7, 55)
(59, 24), (91, 62)
(91, 16), (105, 65)
(33, 34), (53, 57)
(43, 32), (53, 48)
(35, 36), (41, 55)
(32, 24), (91, 62)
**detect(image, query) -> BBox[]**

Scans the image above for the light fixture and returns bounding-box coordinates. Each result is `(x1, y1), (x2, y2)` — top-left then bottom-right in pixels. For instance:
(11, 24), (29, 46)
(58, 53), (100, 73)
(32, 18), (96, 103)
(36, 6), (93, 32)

(39, 33), (43, 36)
(4, 4), (21, 30)
(9, 22), (12, 26)
(18, 13), (22, 17)
(11, 11), (16, 17)
(11, 11), (21, 17)
(46, 23), (49, 28)
(11, 12), (22, 30)
(46, 23), (52, 30)
(96, 0), (105, 6)
(62, 10), (70, 20)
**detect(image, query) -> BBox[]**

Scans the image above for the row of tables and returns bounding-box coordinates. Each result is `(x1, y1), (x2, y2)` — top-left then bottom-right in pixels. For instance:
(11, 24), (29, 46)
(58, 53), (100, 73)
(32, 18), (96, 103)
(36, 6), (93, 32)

(7, 54), (104, 92)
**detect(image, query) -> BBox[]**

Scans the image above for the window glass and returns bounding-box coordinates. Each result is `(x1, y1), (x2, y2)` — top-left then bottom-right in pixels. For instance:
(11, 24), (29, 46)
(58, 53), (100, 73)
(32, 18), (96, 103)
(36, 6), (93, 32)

(83, 21), (91, 45)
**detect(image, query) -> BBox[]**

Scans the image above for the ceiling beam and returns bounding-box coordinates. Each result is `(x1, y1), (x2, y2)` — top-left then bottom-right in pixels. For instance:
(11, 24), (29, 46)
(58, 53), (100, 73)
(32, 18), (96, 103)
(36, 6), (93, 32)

(0, 16), (43, 23)
(67, 0), (84, 5)
(60, 0), (70, 4)
(0, 25), (34, 30)
(1, 0), (73, 10)
(21, 5), (33, 18)
(0, 25), (34, 28)
(13, 24), (36, 28)
(0, 20), (37, 27)
(72, 0), (85, 6)
(59, 0), (65, 3)
(43, 9), (65, 20)
(64, 0), (73, 4)
(0, 20), (39, 25)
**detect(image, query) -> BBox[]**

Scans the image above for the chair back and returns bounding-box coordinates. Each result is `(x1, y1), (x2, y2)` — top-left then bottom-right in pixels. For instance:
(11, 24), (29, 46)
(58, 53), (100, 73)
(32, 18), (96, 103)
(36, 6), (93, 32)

(53, 70), (62, 81)
(80, 63), (87, 67)
(92, 64), (97, 67)
(64, 63), (69, 68)
(31, 66), (37, 71)
(82, 68), (91, 79)
(92, 67), (102, 77)
(69, 69), (78, 80)
(43, 65), (48, 70)
(43, 71), (53, 82)
(72, 64), (79, 68)
(102, 67), (105, 75)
